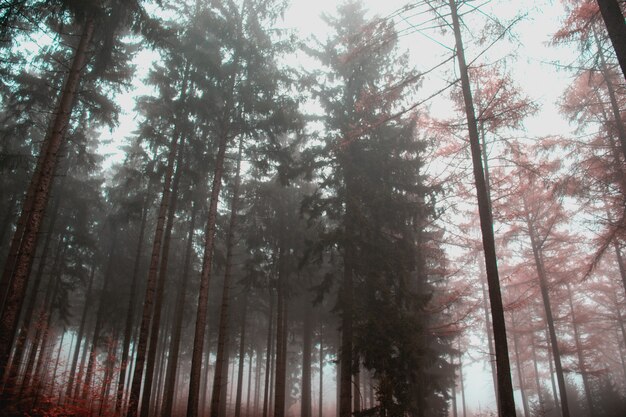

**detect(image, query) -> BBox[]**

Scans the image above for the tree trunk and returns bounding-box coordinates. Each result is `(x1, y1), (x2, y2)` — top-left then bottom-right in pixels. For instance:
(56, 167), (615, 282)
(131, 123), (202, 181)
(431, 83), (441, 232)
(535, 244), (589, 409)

(211, 137), (244, 417)
(479, 123), (500, 409)
(187, 130), (230, 417)
(596, 0), (626, 80)
(319, 323), (323, 417)
(301, 303), (312, 417)
(161, 204), (197, 416)
(5, 195), (62, 390)
(127, 67), (190, 417)
(82, 227), (118, 401)
(530, 334), (545, 415)
(262, 291), (274, 417)
(234, 296), (248, 417)
(339, 170), (355, 417)
(526, 217), (570, 417)
(510, 315), (529, 417)
(0, 15), (95, 381)
(140, 133), (187, 417)
(65, 263), (95, 401)
(115, 201), (148, 413)
(273, 246), (288, 417)
(447, 2), (517, 415)
(20, 235), (66, 394)
(565, 284), (594, 415)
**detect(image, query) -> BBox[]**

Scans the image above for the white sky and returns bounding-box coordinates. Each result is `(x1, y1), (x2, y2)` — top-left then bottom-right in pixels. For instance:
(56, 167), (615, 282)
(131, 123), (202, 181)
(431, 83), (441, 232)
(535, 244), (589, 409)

(98, 1), (579, 413)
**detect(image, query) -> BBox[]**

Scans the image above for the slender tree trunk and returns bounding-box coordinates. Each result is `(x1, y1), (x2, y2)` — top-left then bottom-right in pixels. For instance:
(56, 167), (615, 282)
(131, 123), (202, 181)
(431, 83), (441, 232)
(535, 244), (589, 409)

(319, 323), (323, 417)
(161, 204), (197, 416)
(479, 123), (500, 409)
(273, 243), (289, 417)
(211, 137), (244, 417)
(447, 2), (517, 414)
(49, 331), (65, 398)
(99, 331), (119, 417)
(458, 352), (466, 417)
(451, 361), (458, 417)
(20, 236), (66, 394)
(140, 134), (187, 417)
(526, 217), (570, 417)
(126, 61), (190, 417)
(339, 167), (355, 417)
(596, 0), (626, 80)
(246, 349), (253, 417)
(5, 195), (62, 390)
(66, 263), (96, 402)
(0, 15), (95, 381)
(187, 128), (230, 417)
(301, 302), (312, 417)
(235, 296), (249, 417)
(530, 333), (545, 415)
(565, 284), (594, 415)
(262, 291), (274, 417)
(254, 347), (262, 416)
(544, 326), (561, 417)
(82, 228), (118, 401)
(510, 316), (529, 417)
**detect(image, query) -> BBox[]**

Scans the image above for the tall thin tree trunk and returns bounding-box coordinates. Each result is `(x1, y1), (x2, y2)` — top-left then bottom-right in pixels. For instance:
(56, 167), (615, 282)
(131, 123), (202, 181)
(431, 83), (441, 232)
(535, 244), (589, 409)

(126, 62), (190, 417)
(447, 1), (516, 414)
(235, 296), (248, 417)
(140, 134), (187, 417)
(339, 168), (355, 417)
(161, 204), (197, 416)
(526, 217), (570, 417)
(510, 315), (529, 417)
(319, 323), (323, 417)
(5, 195), (62, 390)
(262, 291), (274, 417)
(82, 227), (118, 401)
(115, 201), (148, 413)
(211, 137), (244, 417)
(66, 263), (96, 401)
(0, 15), (95, 381)
(596, 0), (626, 79)
(565, 284), (593, 415)
(301, 302), (312, 417)
(530, 333), (544, 415)
(273, 244), (289, 417)
(20, 235), (66, 394)
(187, 130), (230, 417)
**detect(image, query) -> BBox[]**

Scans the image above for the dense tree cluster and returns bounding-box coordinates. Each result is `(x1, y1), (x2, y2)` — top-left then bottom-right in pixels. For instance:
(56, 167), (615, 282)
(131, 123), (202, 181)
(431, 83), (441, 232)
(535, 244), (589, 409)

(0, 1), (625, 417)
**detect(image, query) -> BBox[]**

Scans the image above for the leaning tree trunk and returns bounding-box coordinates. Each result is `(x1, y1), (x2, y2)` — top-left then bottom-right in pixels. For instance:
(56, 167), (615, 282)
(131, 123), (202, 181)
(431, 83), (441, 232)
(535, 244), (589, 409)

(596, 0), (626, 80)
(447, 1), (517, 415)
(5, 194), (62, 390)
(187, 130), (230, 417)
(526, 216), (570, 417)
(115, 201), (148, 414)
(0, 14), (95, 381)
(161, 204), (197, 416)
(210, 137), (244, 417)
(126, 65), (190, 417)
